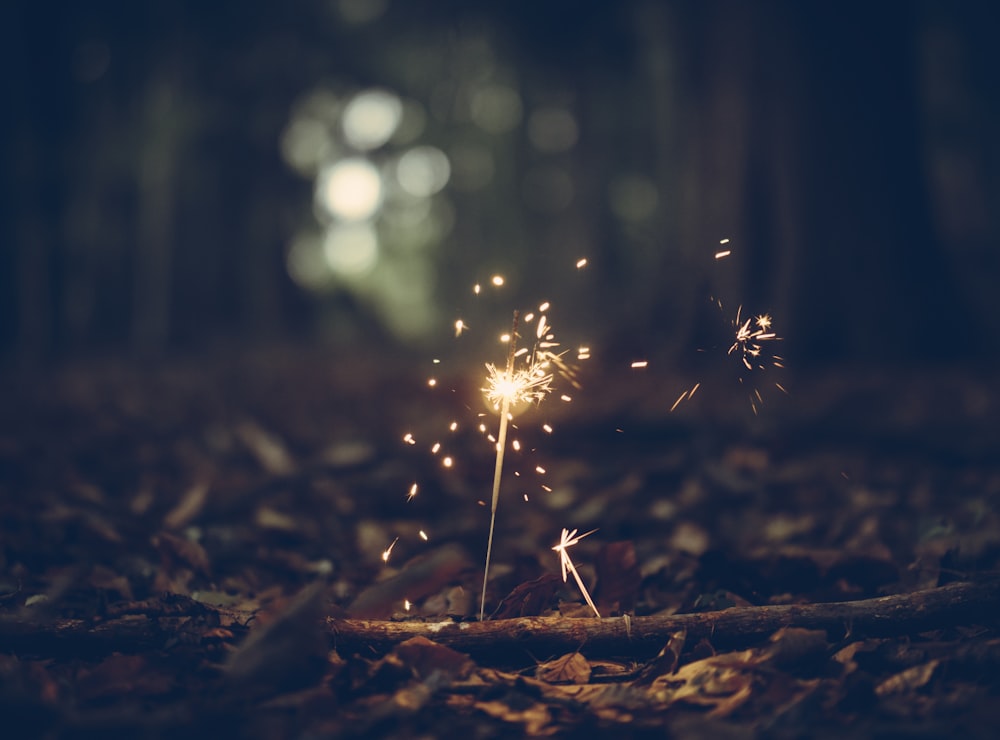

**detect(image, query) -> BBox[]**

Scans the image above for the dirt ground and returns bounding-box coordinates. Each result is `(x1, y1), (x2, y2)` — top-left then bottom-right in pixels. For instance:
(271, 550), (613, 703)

(1, 348), (999, 738)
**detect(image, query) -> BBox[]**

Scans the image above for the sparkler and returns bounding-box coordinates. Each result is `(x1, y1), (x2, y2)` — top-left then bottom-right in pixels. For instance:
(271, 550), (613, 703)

(552, 528), (601, 618)
(479, 309), (562, 621)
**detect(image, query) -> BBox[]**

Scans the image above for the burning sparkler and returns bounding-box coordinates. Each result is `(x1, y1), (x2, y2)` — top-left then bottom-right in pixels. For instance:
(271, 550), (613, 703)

(480, 309), (567, 621)
(552, 528), (601, 618)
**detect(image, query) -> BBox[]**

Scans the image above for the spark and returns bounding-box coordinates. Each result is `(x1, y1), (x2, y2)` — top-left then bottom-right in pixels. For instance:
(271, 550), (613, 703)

(715, 250), (732, 260)
(404, 599), (411, 611)
(449, 421), (458, 431)
(552, 528), (601, 618)
(419, 530), (428, 541)
(473, 283), (481, 295)
(427, 378), (437, 387)
(431, 442), (441, 454)
(512, 439), (521, 451)
(542, 424), (553, 433)
(631, 360), (648, 369)
(406, 482), (418, 501)
(442, 456), (453, 468)
(538, 301), (550, 312)
(576, 257), (588, 269)
(719, 238), (731, 244)
(560, 394), (572, 402)
(403, 432), (416, 445)
(382, 537), (399, 563)
(535, 465), (546, 475)
(455, 319), (467, 337)
(491, 275), (505, 287)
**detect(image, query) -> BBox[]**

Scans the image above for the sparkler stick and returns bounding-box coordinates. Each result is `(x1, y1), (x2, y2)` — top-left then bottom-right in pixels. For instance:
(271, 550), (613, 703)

(480, 310), (520, 621)
(552, 528), (601, 618)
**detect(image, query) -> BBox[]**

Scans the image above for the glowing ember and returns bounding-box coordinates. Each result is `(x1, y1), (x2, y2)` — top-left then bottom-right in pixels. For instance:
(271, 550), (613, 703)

(382, 537), (399, 563)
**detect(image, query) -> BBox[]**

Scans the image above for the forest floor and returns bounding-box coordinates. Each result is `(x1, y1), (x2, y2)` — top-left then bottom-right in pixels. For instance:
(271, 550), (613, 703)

(1, 348), (999, 738)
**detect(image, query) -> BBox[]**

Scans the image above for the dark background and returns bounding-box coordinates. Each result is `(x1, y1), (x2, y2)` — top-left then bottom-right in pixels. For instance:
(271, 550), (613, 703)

(2, 0), (998, 368)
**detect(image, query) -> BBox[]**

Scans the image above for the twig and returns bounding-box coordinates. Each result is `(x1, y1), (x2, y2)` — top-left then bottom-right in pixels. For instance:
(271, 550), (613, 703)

(331, 580), (1000, 660)
(3, 581), (997, 662)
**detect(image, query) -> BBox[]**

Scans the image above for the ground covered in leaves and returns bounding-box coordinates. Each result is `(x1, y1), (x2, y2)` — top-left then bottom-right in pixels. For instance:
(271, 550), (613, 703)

(2, 349), (999, 738)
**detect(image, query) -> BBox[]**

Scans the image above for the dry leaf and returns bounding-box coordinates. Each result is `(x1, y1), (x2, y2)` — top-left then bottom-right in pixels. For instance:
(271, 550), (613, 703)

(536, 652), (592, 685)
(393, 636), (475, 680)
(875, 659), (940, 697)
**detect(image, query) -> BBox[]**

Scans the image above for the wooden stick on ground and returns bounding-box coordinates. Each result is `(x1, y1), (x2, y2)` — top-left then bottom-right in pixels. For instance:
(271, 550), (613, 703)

(2, 581), (997, 662)
(330, 580), (1000, 660)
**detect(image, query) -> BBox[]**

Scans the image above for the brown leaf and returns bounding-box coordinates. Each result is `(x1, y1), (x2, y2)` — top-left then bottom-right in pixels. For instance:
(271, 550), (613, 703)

(393, 636), (475, 680)
(637, 629), (687, 684)
(153, 531), (211, 577)
(492, 573), (561, 619)
(348, 544), (471, 619)
(875, 659), (941, 697)
(536, 651), (592, 685)
(76, 655), (174, 701)
(163, 478), (210, 530)
(594, 541), (641, 614)
(650, 648), (765, 717)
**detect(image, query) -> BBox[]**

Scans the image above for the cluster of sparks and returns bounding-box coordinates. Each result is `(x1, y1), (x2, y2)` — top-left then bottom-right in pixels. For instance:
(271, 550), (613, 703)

(666, 239), (787, 415)
(393, 266), (596, 621)
(385, 242), (788, 619)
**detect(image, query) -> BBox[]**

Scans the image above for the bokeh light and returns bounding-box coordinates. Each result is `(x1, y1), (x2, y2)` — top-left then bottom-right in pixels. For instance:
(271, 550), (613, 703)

(527, 106), (578, 153)
(281, 117), (334, 176)
(334, 0), (388, 25)
(323, 222), (379, 277)
(286, 232), (334, 291)
(608, 173), (659, 222)
(470, 84), (523, 134)
(342, 89), (403, 151)
(448, 143), (494, 191)
(522, 166), (574, 212)
(315, 158), (384, 222)
(396, 146), (451, 197)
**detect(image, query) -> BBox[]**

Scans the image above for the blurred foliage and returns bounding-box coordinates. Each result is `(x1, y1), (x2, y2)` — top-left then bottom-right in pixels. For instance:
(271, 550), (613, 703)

(1, 0), (998, 364)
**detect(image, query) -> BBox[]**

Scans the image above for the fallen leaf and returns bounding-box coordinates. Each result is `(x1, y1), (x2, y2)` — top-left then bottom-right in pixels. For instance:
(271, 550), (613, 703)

(875, 659), (940, 697)
(536, 652), (592, 685)
(594, 541), (641, 614)
(491, 573), (561, 619)
(393, 636), (475, 680)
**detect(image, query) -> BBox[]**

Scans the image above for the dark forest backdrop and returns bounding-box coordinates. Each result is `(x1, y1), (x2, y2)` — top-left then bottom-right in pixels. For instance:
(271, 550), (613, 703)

(2, 0), (998, 366)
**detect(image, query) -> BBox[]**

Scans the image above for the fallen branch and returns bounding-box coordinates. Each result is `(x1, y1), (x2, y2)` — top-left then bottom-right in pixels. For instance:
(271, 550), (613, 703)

(3, 581), (997, 662)
(330, 580), (1000, 660)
